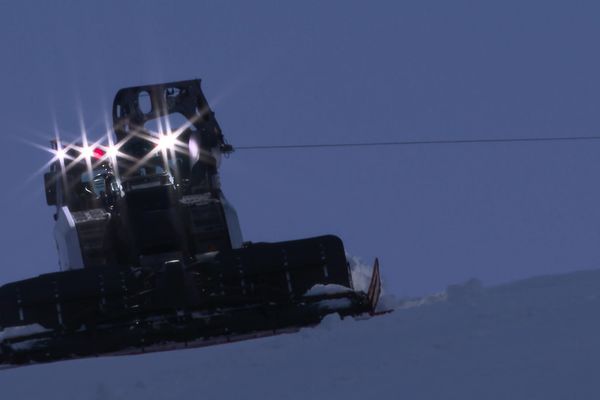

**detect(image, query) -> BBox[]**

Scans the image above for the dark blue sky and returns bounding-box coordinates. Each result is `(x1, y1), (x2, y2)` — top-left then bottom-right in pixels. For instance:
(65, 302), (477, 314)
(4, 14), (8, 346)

(0, 1), (599, 296)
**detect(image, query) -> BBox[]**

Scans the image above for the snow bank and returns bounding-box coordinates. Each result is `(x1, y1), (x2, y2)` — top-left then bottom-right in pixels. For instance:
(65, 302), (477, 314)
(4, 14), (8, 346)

(3, 269), (600, 399)
(445, 277), (484, 303)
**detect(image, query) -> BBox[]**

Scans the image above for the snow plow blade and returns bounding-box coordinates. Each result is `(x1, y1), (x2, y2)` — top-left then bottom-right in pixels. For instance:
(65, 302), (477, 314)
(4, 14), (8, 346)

(0, 235), (380, 368)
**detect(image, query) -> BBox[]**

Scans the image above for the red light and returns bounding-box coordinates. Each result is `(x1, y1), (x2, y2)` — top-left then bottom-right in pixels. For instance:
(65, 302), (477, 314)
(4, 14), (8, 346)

(93, 147), (105, 159)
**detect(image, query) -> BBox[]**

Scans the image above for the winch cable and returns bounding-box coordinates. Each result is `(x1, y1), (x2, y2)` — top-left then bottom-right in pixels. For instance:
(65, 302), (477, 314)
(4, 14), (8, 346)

(233, 135), (600, 151)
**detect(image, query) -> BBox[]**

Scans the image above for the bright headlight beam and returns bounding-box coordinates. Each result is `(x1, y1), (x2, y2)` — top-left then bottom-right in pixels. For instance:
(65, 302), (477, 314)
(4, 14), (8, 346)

(53, 146), (67, 162)
(157, 134), (177, 151)
(81, 145), (94, 159)
(105, 144), (119, 158)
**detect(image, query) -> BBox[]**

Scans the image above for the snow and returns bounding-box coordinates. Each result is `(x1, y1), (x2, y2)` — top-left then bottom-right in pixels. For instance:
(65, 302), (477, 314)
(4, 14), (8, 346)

(304, 283), (353, 297)
(347, 254), (373, 292)
(3, 269), (600, 399)
(0, 324), (49, 342)
(302, 255), (378, 296)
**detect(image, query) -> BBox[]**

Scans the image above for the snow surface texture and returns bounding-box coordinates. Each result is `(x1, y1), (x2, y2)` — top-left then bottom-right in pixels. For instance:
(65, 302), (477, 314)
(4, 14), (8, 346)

(3, 269), (600, 399)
